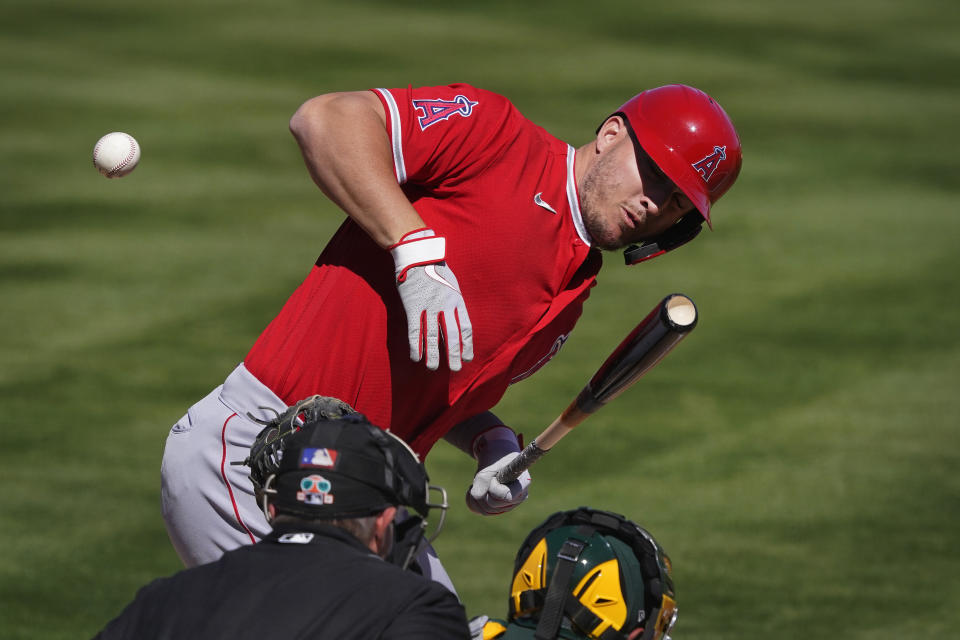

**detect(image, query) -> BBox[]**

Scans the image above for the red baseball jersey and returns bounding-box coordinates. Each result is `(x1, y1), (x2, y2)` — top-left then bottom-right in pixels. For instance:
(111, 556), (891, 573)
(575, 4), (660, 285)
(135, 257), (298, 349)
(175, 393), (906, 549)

(245, 84), (602, 456)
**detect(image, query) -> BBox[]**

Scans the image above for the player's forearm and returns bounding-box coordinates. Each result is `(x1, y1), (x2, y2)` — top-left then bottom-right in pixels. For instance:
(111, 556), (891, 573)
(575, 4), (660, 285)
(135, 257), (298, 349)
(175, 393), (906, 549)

(289, 91), (425, 248)
(444, 412), (517, 458)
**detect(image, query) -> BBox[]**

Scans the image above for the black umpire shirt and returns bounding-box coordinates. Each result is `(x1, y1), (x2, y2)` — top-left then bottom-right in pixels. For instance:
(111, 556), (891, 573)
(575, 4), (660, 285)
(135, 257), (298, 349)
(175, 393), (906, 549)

(94, 522), (470, 639)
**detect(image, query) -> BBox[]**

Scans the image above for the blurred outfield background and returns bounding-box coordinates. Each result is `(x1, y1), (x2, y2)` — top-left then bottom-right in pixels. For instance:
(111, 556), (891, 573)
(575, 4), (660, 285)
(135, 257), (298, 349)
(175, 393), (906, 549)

(2, 0), (959, 637)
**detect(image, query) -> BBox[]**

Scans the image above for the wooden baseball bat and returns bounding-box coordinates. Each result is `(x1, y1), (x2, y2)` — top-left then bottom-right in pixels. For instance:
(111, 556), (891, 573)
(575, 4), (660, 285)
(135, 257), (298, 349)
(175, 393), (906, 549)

(496, 293), (698, 483)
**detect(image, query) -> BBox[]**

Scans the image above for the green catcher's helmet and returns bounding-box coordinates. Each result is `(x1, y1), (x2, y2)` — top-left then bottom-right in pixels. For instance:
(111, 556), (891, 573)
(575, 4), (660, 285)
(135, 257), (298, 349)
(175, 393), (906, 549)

(506, 507), (677, 640)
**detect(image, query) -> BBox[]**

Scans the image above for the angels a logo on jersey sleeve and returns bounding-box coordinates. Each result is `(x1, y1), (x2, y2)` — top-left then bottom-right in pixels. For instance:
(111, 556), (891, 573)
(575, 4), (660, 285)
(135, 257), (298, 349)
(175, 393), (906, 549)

(412, 95), (479, 130)
(692, 145), (727, 182)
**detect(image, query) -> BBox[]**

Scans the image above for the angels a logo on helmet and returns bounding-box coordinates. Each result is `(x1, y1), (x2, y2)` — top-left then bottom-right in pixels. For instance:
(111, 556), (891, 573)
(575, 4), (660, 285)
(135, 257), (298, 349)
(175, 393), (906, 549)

(297, 474), (334, 505)
(691, 145), (727, 182)
(412, 95), (479, 130)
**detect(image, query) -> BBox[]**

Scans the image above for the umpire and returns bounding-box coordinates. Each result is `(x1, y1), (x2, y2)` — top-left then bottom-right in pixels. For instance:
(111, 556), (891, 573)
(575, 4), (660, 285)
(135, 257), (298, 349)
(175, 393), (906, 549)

(95, 397), (470, 639)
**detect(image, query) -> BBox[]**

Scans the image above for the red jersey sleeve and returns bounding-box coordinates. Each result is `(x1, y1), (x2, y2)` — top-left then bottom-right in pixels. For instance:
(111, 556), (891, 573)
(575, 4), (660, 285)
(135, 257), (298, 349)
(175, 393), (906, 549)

(372, 84), (521, 188)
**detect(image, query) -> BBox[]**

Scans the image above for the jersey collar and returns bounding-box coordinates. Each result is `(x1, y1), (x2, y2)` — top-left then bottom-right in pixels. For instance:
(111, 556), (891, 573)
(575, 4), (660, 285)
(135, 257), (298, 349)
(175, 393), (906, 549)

(566, 144), (592, 247)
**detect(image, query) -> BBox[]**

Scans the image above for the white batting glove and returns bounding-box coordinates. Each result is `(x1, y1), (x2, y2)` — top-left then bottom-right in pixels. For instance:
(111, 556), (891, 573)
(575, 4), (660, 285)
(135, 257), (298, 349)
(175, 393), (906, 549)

(390, 228), (474, 372)
(466, 426), (531, 516)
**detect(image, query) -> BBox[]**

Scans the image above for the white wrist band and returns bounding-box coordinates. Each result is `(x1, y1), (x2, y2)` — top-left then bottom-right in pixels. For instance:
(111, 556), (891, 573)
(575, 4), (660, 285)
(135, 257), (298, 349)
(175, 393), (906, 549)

(390, 236), (446, 280)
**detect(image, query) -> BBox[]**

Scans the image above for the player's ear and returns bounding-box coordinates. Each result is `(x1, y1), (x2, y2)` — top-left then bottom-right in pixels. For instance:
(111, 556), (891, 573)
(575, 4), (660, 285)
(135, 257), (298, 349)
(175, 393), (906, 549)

(596, 115), (625, 152)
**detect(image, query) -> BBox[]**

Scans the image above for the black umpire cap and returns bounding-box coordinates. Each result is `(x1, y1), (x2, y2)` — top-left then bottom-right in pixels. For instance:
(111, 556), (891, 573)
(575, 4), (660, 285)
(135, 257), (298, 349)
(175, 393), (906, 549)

(253, 398), (432, 521)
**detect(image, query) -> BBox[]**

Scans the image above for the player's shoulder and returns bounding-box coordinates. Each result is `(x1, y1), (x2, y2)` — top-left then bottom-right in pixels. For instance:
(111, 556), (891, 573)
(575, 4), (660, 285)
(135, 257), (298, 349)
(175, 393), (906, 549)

(409, 82), (510, 103)
(381, 83), (519, 123)
(440, 83), (524, 119)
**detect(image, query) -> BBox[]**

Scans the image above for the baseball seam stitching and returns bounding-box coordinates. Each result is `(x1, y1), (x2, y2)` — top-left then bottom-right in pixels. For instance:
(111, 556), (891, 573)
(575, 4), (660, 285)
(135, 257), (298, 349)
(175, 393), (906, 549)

(94, 134), (138, 177)
(111, 134), (138, 175)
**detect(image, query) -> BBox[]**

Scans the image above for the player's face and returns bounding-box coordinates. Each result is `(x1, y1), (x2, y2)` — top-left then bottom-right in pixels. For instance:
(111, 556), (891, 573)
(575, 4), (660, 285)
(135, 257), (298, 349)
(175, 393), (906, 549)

(580, 123), (694, 251)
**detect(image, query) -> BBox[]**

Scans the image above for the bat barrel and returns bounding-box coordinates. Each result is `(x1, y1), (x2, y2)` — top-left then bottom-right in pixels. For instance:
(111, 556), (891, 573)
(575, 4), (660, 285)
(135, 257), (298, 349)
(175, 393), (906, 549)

(577, 293), (697, 413)
(663, 293), (698, 330)
(494, 294), (698, 484)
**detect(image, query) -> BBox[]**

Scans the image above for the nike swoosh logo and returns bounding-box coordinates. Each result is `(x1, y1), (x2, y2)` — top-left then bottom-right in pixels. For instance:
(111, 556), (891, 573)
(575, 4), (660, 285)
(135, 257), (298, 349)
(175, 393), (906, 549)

(534, 192), (557, 214)
(424, 265), (462, 293)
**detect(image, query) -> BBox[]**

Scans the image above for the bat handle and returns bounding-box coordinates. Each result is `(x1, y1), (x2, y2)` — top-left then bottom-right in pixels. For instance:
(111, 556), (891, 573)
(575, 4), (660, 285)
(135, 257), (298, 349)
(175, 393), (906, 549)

(496, 440), (548, 484)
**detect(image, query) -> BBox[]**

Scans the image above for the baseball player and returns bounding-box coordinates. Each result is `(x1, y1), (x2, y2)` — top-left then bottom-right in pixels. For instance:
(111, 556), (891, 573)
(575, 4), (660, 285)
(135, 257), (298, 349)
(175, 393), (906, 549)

(99, 398), (470, 639)
(470, 507), (677, 640)
(161, 83), (743, 572)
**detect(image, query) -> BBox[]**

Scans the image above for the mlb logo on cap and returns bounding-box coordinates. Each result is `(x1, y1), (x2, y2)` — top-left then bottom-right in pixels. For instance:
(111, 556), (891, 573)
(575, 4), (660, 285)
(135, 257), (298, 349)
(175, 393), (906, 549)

(300, 447), (338, 469)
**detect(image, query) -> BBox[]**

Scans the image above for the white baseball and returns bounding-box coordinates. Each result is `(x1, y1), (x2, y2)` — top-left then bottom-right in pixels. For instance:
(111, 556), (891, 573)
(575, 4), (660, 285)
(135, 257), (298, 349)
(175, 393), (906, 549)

(92, 132), (141, 178)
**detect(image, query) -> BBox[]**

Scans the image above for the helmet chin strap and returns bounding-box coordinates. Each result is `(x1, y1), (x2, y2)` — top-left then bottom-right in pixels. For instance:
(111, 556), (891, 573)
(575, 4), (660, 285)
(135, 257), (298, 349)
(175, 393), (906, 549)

(534, 534), (589, 640)
(623, 211), (704, 265)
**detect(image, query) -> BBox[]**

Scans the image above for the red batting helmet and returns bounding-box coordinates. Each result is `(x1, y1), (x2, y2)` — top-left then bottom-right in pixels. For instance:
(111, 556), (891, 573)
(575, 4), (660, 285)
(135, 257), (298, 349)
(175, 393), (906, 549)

(613, 84), (742, 228)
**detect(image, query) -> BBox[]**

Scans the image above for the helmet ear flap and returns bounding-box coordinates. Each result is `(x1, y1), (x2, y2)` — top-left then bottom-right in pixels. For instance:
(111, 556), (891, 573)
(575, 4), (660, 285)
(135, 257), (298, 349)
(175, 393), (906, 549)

(623, 211), (704, 265)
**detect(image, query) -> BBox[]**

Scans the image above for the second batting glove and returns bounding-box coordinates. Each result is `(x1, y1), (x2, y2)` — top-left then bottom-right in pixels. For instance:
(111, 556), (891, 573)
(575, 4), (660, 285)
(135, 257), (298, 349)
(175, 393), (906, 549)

(466, 426), (531, 515)
(391, 228), (474, 372)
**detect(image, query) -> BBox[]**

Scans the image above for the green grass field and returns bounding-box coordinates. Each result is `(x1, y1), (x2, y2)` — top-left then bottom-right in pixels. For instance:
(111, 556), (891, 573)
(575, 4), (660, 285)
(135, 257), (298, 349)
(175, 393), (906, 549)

(2, 0), (959, 637)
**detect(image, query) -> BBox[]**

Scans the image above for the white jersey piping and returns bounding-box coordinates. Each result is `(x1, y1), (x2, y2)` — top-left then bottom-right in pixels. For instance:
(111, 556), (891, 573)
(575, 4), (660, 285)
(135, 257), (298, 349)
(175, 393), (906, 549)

(374, 88), (407, 184)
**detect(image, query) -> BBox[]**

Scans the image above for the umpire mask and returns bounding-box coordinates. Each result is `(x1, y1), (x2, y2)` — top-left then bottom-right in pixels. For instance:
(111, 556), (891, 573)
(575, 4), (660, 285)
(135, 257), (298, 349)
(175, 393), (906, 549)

(241, 395), (448, 570)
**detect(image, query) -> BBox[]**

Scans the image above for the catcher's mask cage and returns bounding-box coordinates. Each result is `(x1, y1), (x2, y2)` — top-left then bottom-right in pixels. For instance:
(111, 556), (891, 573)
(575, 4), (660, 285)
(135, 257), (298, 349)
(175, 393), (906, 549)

(236, 395), (448, 571)
(507, 507), (677, 640)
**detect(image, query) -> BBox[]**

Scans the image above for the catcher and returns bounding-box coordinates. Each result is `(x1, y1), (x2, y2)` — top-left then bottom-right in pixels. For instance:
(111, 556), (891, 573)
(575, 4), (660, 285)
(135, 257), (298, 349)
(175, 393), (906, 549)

(97, 397), (469, 639)
(470, 507), (678, 640)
